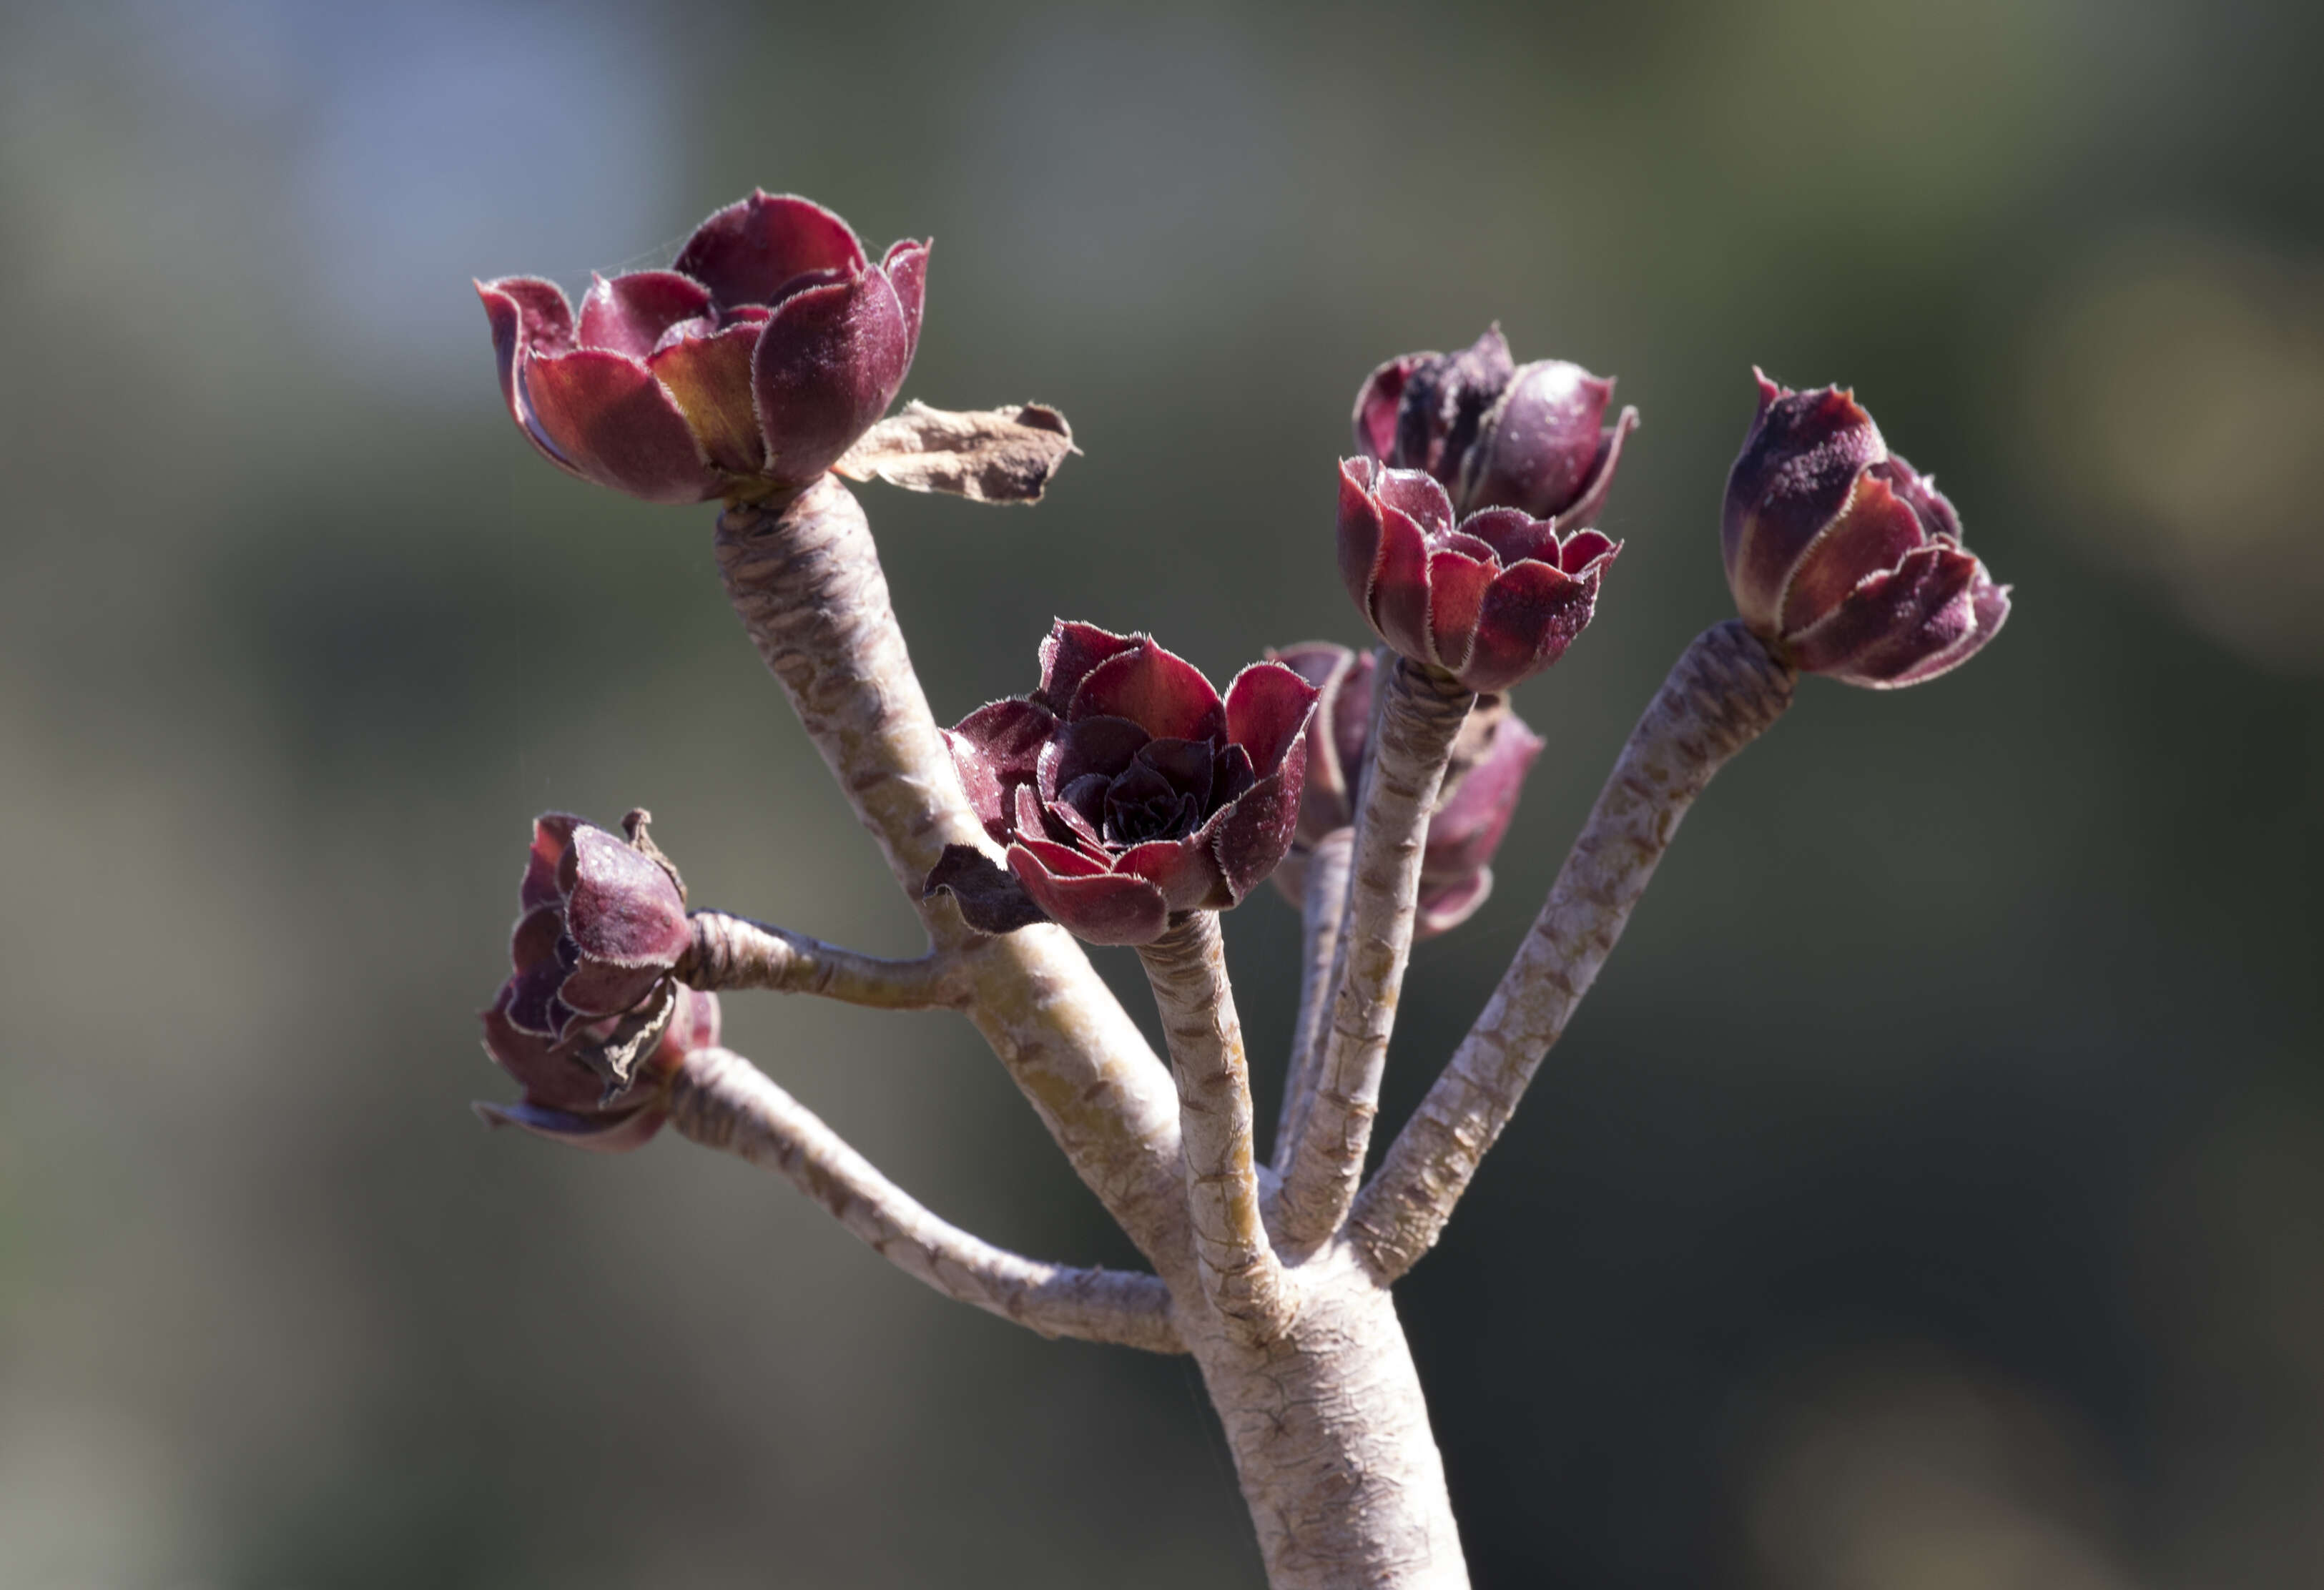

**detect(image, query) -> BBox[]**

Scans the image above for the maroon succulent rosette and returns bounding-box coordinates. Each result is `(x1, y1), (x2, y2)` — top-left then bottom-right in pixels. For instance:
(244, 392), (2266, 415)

(1269, 643), (1545, 938)
(1351, 325), (1637, 523)
(478, 190), (927, 504)
(476, 811), (711, 1150)
(1723, 370), (2010, 688)
(1338, 458), (1620, 693)
(925, 622), (1319, 946)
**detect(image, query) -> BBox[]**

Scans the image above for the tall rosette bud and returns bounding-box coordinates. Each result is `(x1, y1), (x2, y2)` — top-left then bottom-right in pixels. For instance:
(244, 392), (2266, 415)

(1269, 643), (1545, 937)
(925, 623), (1319, 946)
(475, 809), (709, 1150)
(1723, 371), (2011, 688)
(495, 810), (692, 1080)
(1339, 458), (1620, 692)
(478, 190), (927, 504)
(1352, 325), (1637, 523)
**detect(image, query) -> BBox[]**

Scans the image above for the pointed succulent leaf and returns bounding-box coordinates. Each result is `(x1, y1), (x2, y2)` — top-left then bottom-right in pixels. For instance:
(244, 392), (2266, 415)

(752, 269), (915, 488)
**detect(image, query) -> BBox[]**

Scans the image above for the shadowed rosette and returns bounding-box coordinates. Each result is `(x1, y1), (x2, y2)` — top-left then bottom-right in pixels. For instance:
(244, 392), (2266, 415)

(1723, 371), (2011, 688)
(1269, 643), (1545, 937)
(1339, 458), (1620, 693)
(1352, 325), (1638, 523)
(489, 809), (694, 1085)
(478, 190), (927, 503)
(925, 622), (1319, 946)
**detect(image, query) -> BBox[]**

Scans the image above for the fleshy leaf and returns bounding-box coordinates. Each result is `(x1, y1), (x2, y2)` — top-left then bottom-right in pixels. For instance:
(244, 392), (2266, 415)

(752, 271), (913, 487)
(924, 844), (1052, 934)
(1071, 641), (1226, 742)
(1007, 844), (1171, 944)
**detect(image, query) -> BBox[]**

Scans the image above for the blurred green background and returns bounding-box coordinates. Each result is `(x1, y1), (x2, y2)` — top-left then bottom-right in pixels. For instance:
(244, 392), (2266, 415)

(3, 0), (2320, 1584)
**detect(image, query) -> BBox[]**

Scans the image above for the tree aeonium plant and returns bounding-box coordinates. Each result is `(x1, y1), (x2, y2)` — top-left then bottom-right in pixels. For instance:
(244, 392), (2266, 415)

(468, 192), (2011, 1589)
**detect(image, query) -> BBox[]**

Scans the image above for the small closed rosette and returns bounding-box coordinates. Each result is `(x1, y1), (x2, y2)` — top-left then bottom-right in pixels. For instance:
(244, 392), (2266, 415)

(1352, 325), (1637, 522)
(1339, 458), (1620, 693)
(475, 809), (709, 1150)
(925, 622), (1319, 947)
(1268, 642), (1545, 937)
(1723, 372), (2011, 688)
(478, 190), (926, 504)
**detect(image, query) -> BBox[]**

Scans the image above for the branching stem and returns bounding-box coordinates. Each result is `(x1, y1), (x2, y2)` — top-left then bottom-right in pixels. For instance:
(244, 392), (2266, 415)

(1273, 827), (1354, 1174)
(680, 911), (969, 1009)
(714, 483), (1195, 1275)
(1351, 621), (1794, 1280)
(1136, 913), (1296, 1345)
(1276, 659), (1473, 1248)
(664, 1045), (1184, 1353)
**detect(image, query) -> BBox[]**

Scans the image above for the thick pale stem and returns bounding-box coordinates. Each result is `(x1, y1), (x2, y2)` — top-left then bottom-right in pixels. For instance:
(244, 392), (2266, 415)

(1352, 621), (1794, 1280)
(714, 483), (1193, 1275)
(681, 911), (968, 1009)
(1278, 660), (1473, 1248)
(1188, 1246), (1470, 1589)
(665, 1045), (1183, 1353)
(1273, 828), (1354, 1174)
(1136, 914), (1295, 1346)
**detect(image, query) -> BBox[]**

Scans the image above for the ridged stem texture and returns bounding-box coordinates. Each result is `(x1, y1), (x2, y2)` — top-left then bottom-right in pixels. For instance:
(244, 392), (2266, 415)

(1351, 620), (1794, 1280)
(714, 483), (1195, 1272)
(681, 911), (968, 1008)
(1274, 827), (1354, 1172)
(1277, 660), (1474, 1248)
(1136, 913), (1294, 1346)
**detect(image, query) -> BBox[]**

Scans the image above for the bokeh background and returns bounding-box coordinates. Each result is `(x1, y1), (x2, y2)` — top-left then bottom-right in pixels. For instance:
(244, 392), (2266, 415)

(3, 0), (2320, 1584)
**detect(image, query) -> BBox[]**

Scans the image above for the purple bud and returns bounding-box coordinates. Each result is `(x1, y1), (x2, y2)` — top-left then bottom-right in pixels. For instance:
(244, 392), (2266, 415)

(1352, 327), (1636, 522)
(1723, 371), (2010, 688)
(927, 622), (1318, 946)
(1337, 458), (1620, 693)
(478, 191), (925, 505)
(1459, 360), (1638, 526)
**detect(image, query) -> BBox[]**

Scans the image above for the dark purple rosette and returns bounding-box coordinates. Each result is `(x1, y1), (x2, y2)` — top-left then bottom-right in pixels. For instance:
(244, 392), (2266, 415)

(925, 622), (1319, 947)
(1352, 325), (1637, 523)
(1723, 370), (2010, 688)
(1338, 458), (1620, 693)
(478, 190), (927, 504)
(1268, 643), (1545, 938)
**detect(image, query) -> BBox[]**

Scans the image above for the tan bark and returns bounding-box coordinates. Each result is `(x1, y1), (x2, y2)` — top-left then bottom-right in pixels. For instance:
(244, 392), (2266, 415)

(714, 484), (1195, 1270)
(1277, 660), (1473, 1248)
(1136, 914), (1294, 1347)
(1274, 827), (1353, 1174)
(681, 911), (970, 1008)
(1181, 1245), (1470, 1589)
(664, 1045), (1183, 1353)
